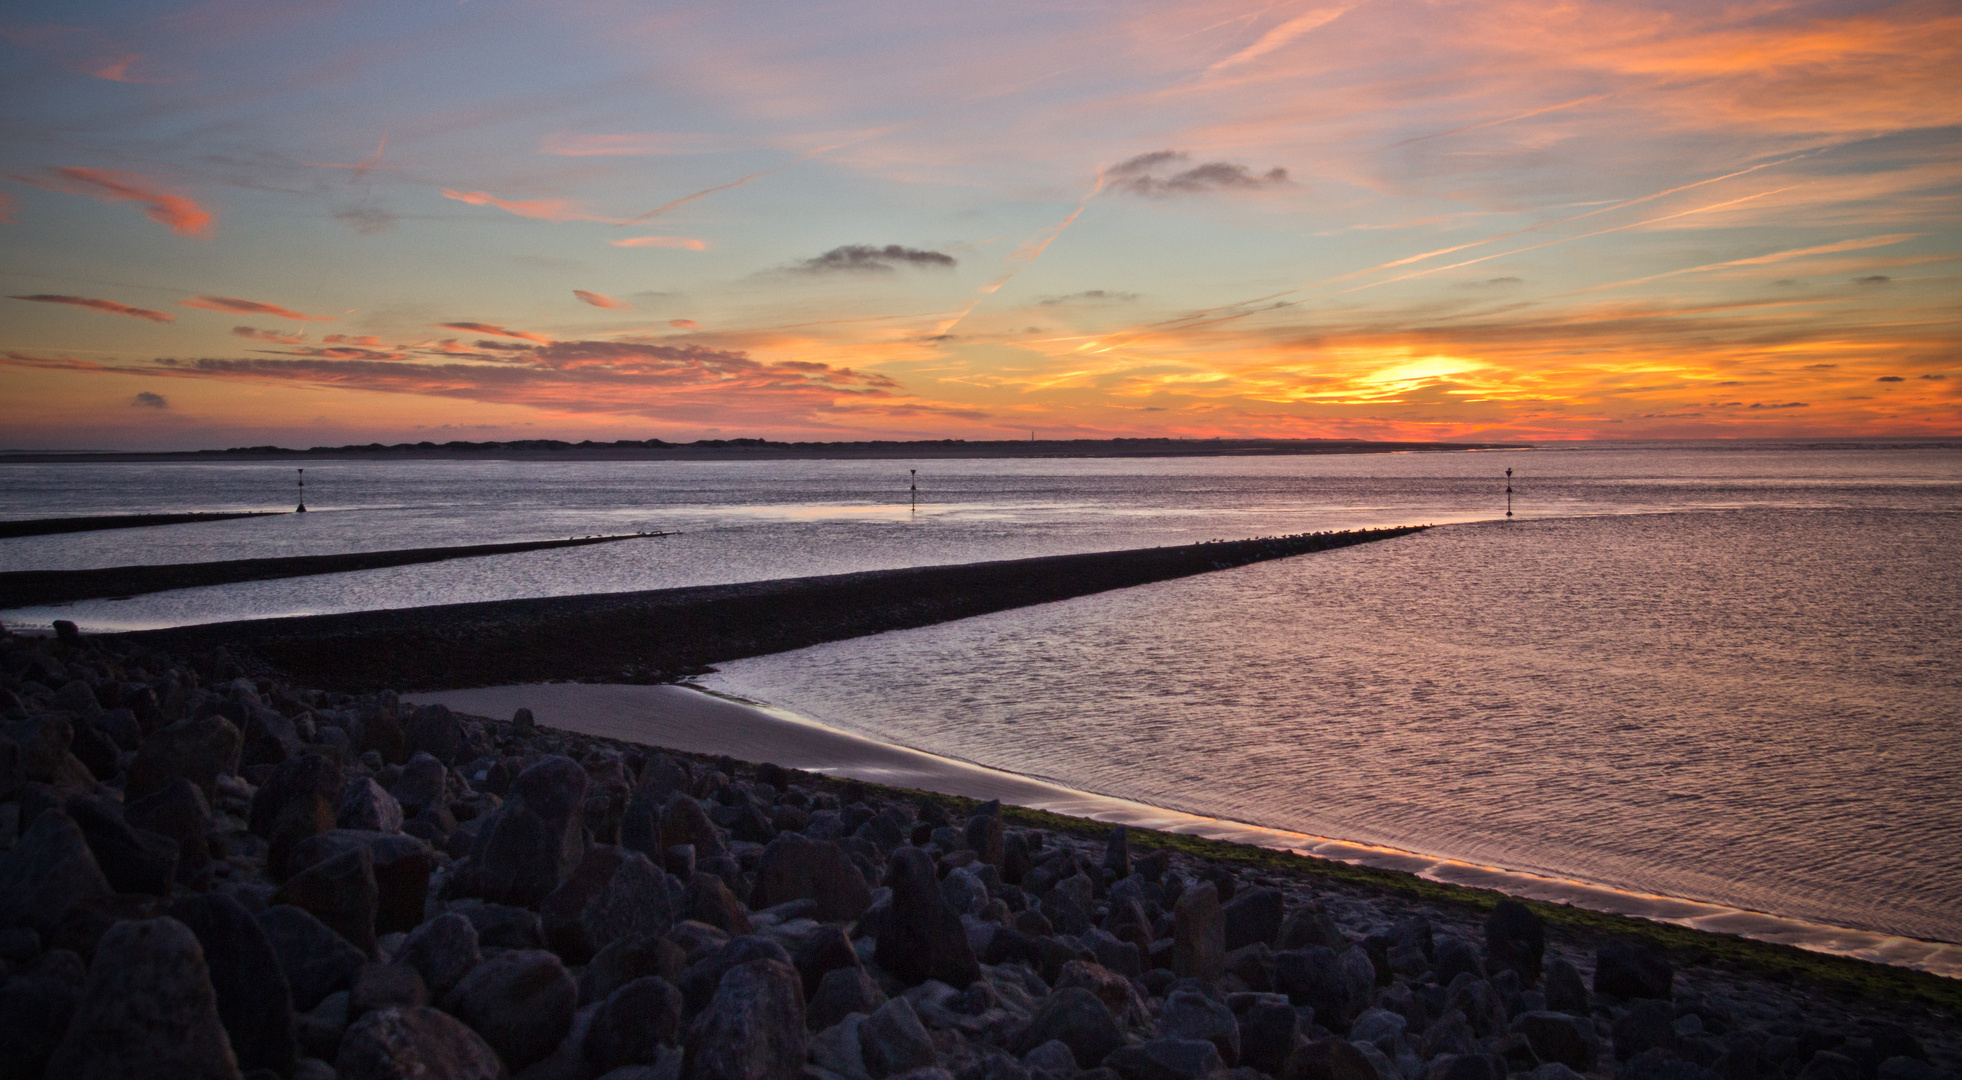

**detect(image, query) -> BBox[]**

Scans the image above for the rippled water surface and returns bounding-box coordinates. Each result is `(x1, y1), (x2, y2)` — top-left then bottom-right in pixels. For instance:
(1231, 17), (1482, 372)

(4, 442), (1959, 948)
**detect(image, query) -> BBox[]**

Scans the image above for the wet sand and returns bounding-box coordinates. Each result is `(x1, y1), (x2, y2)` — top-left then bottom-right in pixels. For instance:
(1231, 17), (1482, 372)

(0, 511), (283, 540)
(408, 680), (1962, 980)
(0, 531), (665, 608)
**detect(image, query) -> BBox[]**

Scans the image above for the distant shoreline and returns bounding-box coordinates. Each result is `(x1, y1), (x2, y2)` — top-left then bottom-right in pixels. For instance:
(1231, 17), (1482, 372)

(0, 435), (1525, 464)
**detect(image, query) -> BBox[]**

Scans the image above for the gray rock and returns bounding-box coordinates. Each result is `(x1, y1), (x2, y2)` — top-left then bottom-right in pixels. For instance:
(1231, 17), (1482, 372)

(1160, 987), (1240, 1064)
(663, 794), (729, 859)
(1285, 1036), (1379, 1080)
(468, 755), (589, 907)
(339, 777), (405, 833)
(0, 949), (87, 1080)
(349, 962), (429, 1021)
(258, 903), (368, 1011)
(1013, 986), (1124, 1067)
(1531, 1065), (1587, 1080)
(442, 948), (578, 1072)
(336, 1005), (503, 1080)
(583, 933), (690, 1007)
(250, 753), (345, 878)
(290, 829), (435, 936)
(1278, 905), (1348, 952)
(965, 810), (1005, 867)
(406, 704), (465, 765)
(1349, 1008), (1406, 1051)
(1432, 936), (1484, 986)
(1512, 1010), (1596, 1072)
(1223, 887), (1285, 951)
(587, 849), (680, 955)
(1543, 957), (1589, 1015)
(44, 916), (243, 1080)
(1596, 942), (1672, 1001)
(682, 957), (808, 1080)
(680, 935), (795, 1015)
(860, 996), (937, 1078)
(587, 975), (686, 1073)
(810, 964), (888, 1031)
(1275, 948), (1353, 1033)
(124, 776), (216, 885)
(1423, 1054), (1506, 1080)
(170, 891), (299, 1075)
(750, 831), (873, 922)
(1055, 959), (1147, 1027)
(1616, 1048), (1721, 1080)
(67, 793), (178, 895)
(391, 753), (448, 815)
(1483, 901), (1545, 985)
(877, 846), (981, 988)
(813, 1013), (873, 1080)
(401, 911), (482, 999)
(1107, 1038), (1227, 1080)
(128, 713), (242, 799)
(1232, 993), (1302, 1076)
(1024, 1039), (1078, 1073)
(1419, 1010), (1475, 1060)
(0, 808), (112, 932)
(1615, 999), (1679, 1060)
(685, 870), (754, 936)
(1173, 880), (1226, 982)
(540, 845), (634, 960)
(273, 843), (380, 954)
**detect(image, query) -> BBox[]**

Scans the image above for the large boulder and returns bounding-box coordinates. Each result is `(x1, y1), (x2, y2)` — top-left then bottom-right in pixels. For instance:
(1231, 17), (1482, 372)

(1275, 948), (1354, 1032)
(1107, 1038), (1227, 1080)
(809, 965), (887, 1032)
(1284, 1037), (1379, 1080)
(585, 975), (686, 1073)
(442, 948), (578, 1072)
(405, 704), (466, 765)
(66, 794), (178, 896)
(1012, 986), (1124, 1067)
(338, 777), (405, 833)
(1173, 880), (1226, 982)
(1160, 987), (1240, 1064)
(680, 936), (795, 1015)
(1544, 957), (1589, 1015)
(126, 713), (242, 799)
(1433, 935), (1484, 985)
(1234, 993), (1303, 1076)
(170, 891), (299, 1075)
(1484, 901), (1545, 985)
(44, 916), (243, 1080)
(124, 777), (216, 885)
(400, 911), (483, 1000)
(336, 1005), (503, 1080)
(0, 808), (112, 933)
(1595, 942), (1672, 1001)
(1512, 1011), (1596, 1072)
(682, 957), (808, 1080)
(273, 843), (380, 954)
(467, 755), (589, 907)
(258, 903), (368, 1011)
(1613, 999), (1678, 1061)
(748, 832), (872, 921)
(251, 754), (345, 878)
(290, 829), (435, 935)
(876, 846), (980, 988)
(685, 870), (755, 936)
(0, 949), (87, 1080)
(1224, 887), (1285, 951)
(662, 794), (729, 859)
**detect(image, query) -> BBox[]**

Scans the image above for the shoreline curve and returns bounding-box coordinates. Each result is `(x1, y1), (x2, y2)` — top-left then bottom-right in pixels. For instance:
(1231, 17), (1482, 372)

(405, 680), (1962, 981)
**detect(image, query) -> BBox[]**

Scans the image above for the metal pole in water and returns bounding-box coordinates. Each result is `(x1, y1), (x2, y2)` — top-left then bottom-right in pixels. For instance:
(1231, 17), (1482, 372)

(296, 468), (307, 513)
(910, 469), (917, 513)
(1505, 467), (1513, 519)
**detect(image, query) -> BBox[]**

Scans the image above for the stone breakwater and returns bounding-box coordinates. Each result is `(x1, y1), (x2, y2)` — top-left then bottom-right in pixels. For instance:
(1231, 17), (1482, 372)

(1, 630), (1957, 1080)
(126, 528), (1426, 692)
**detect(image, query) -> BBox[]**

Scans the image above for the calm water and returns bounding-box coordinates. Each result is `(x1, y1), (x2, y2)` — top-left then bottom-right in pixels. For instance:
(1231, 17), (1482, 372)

(3, 441), (1959, 951)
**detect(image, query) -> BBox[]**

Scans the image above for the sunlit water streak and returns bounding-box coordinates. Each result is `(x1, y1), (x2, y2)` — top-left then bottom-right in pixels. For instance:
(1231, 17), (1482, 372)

(3, 441), (1958, 963)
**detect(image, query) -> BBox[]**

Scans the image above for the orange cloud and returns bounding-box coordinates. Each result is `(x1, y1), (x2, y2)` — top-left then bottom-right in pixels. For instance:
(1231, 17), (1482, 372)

(323, 334), (384, 347)
(610, 236), (708, 250)
(12, 167), (212, 237)
(574, 290), (629, 310)
(435, 322), (552, 344)
(440, 188), (621, 224)
(181, 296), (334, 322)
(9, 294), (175, 322)
(232, 325), (305, 344)
(670, 319), (700, 330)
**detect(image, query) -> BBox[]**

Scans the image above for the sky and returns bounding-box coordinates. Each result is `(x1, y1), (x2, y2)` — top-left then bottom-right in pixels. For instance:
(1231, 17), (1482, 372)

(1, 0), (1958, 449)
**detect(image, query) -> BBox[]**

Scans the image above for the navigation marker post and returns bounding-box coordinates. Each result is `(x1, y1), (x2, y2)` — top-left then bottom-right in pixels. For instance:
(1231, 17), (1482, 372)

(1505, 467), (1513, 519)
(910, 469), (917, 513)
(296, 468), (307, 513)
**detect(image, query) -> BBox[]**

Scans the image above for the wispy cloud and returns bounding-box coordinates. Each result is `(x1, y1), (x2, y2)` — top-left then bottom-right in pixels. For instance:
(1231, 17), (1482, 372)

(181, 296), (334, 322)
(11, 167), (213, 237)
(574, 290), (630, 309)
(610, 236), (708, 250)
(10, 294), (175, 322)
(131, 391), (168, 409)
(791, 245), (956, 273)
(232, 325), (306, 344)
(1106, 151), (1288, 197)
(540, 132), (743, 156)
(1207, 5), (1360, 72)
(435, 322), (552, 343)
(440, 188), (623, 224)
(1039, 290), (1140, 306)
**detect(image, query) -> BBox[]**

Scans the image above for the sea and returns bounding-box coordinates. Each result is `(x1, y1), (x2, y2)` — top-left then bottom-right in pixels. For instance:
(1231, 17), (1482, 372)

(2, 440), (1958, 969)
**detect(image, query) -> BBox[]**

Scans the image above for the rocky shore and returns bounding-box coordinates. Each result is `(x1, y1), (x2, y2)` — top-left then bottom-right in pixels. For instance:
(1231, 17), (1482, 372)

(2, 627), (1957, 1080)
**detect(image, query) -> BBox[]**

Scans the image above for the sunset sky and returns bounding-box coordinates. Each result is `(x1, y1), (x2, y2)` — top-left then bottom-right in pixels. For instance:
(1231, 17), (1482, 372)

(2, 0), (1957, 448)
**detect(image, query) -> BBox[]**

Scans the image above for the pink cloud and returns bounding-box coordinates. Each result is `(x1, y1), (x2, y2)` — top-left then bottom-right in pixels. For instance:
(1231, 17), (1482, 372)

(13, 167), (213, 237)
(232, 325), (305, 344)
(574, 290), (629, 310)
(181, 296), (335, 322)
(9, 293), (175, 323)
(440, 188), (621, 224)
(435, 321), (552, 343)
(669, 319), (701, 330)
(0, 193), (16, 224)
(323, 334), (384, 347)
(610, 236), (708, 250)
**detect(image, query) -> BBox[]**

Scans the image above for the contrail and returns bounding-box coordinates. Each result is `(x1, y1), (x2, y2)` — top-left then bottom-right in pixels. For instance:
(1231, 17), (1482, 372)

(1385, 95), (1609, 149)
(620, 173), (766, 225)
(935, 169), (1109, 337)
(1563, 233), (1924, 296)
